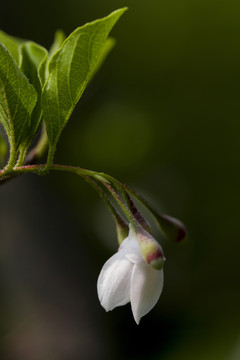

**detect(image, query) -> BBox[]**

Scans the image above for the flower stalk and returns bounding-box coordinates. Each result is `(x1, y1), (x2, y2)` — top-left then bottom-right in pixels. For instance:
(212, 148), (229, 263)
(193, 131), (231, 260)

(0, 162), (185, 323)
(85, 176), (129, 244)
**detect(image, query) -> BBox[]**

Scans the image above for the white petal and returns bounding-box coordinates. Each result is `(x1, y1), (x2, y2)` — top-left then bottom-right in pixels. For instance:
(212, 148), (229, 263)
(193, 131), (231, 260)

(130, 261), (164, 324)
(97, 251), (133, 311)
(120, 230), (142, 264)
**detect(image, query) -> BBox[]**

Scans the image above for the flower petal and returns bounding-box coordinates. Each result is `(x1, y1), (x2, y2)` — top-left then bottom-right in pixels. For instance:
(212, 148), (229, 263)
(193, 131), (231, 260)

(97, 251), (133, 311)
(130, 261), (164, 324)
(120, 229), (142, 264)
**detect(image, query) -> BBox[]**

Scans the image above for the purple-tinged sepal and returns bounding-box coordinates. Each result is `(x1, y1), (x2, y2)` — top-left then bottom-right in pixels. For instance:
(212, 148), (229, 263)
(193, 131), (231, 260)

(130, 224), (165, 270)
(127, 196), (152, 234)
(156, 214), (187, 243)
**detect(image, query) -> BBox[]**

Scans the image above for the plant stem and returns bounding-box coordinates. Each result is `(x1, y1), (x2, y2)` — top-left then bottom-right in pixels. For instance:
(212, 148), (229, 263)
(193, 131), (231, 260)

(85, 176), (129, 236)
(44, 144), (56, 172)
(101, 181), (135, 224)
(0, 163), (135, 225)
(16, 146), (27, 167)
(0, 163), (97, 178)
(3, 143), (17, 173)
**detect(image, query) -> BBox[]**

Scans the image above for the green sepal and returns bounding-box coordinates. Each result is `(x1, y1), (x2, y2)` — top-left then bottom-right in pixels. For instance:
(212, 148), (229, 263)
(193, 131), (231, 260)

(115, 215), (129, 245)
(155, 213), (188, 243)
(122, 184), (188, 243)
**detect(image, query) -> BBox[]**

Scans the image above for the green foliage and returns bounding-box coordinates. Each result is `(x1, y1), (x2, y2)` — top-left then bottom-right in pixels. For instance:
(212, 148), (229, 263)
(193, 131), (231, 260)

(19, 42), (48, 149)
(0, 44), (37, 155)
(42, 8), (127, 165)
(45, 30), (66, 82)
(0, 8), (126, 168)
(48, 30), (66, 64)
(0, 30), (23, 65)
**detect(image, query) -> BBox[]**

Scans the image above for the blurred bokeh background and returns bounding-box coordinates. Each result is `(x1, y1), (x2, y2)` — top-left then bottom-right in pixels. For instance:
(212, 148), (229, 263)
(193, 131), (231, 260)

(1, 0), (240, 359)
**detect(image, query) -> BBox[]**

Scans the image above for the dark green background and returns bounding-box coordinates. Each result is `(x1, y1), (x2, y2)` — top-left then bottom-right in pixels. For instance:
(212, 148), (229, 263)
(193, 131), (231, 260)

(0, 0), (240, 359)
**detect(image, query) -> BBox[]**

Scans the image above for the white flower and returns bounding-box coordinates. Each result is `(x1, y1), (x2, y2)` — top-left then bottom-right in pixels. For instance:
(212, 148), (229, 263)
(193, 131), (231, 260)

(97, 228), (164, 324)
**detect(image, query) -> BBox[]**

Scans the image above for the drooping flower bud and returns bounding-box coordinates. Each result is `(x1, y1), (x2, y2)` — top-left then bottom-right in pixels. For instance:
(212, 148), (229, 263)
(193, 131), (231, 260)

(97, 226), (164, 324)
(130, 224), (165, 270)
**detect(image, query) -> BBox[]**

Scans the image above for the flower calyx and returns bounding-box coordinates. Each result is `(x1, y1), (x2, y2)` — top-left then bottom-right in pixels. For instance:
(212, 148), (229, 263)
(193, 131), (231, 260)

(130, 224), (165, 270)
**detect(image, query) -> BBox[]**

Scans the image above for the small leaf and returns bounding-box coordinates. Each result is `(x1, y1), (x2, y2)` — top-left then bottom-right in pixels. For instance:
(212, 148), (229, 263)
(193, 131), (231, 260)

(42, 8), (127, 165)
(44, 30), (66, 82)
(0, 30), (24, 65)
(48, 30), (66, 59)
(0, 44), (37, 152)
(20, 41), (48, 147)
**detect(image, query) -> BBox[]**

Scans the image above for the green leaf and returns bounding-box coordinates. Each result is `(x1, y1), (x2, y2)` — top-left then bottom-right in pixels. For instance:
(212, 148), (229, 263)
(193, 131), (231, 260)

(19, 41), (48, 147)
(42, 7), (127, 165)
(44, 30), (66, 83)
(0, 44), (37, 155)
(48, 30), (66, 59)
(0, 30), (24, 65)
